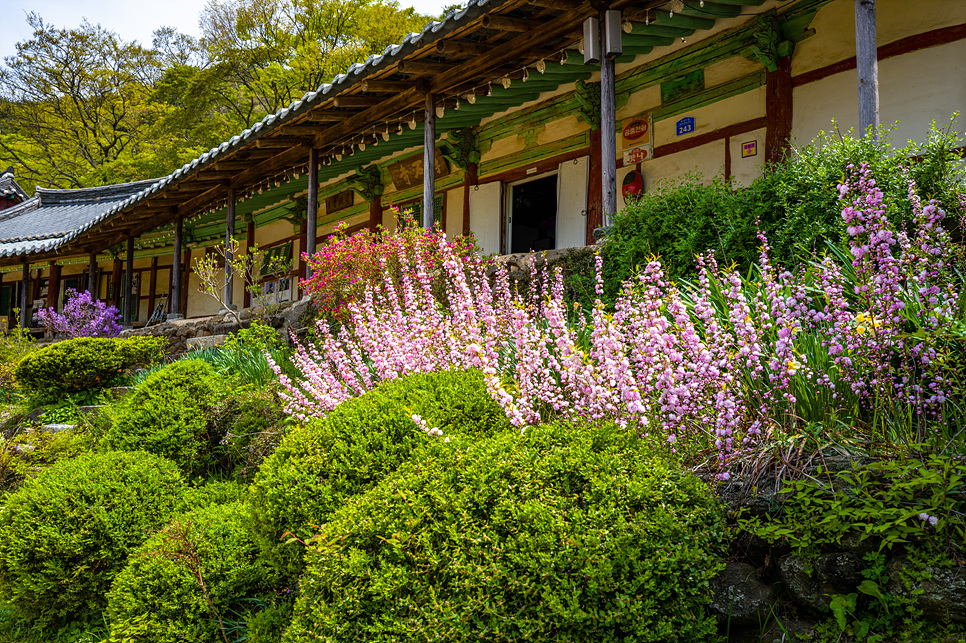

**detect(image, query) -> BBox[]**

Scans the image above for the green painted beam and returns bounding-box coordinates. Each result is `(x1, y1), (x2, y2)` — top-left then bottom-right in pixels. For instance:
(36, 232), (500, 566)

(620, 28), (675, 46)
(680, 1), (741, 17)
(630, 24), (694, 38)
(652, 10), (714, 30)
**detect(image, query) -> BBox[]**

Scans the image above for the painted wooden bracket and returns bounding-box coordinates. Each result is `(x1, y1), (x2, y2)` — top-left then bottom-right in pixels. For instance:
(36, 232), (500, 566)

(347, 164), (384, 203)
(283, 194), (308, 225)
(440, 128), (481, 171)
(575, 79), (602, 130)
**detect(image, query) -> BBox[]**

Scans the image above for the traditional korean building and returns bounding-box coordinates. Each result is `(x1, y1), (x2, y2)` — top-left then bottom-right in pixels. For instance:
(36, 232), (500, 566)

(0, 0), (963, 330)
(0, 168), (28, 213)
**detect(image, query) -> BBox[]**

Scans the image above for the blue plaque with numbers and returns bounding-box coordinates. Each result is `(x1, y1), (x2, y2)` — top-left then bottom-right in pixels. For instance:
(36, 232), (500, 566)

(676, 117), (695, 136)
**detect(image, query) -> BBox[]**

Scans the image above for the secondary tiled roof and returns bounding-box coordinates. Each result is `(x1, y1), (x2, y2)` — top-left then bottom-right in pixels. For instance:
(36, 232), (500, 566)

(0, 167), (28, 202)
(0, 179), (159, 258)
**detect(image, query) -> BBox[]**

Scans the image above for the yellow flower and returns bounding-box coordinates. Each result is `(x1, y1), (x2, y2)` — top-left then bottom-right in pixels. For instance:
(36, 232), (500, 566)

(787, 359), (799, 375)
(856, 325), (867, 335)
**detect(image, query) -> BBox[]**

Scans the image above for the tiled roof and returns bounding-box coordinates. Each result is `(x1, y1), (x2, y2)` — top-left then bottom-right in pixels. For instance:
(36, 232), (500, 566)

(0, 168), (28, 202)
(0, 179), (159, 258)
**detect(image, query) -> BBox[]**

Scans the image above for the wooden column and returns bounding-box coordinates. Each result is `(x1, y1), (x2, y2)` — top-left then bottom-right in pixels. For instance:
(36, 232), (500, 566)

(244, 216), (255, 309)
(111, 257), (122, 308)
(170, 217), (183, 318)
(181, 247), (191, 317)
(19, 259), (29, 329)
(765, 56), (793, 163)
(369, 195), (382, 232)
(423, 91), (436, 229)
(306, 148), (319, 279)
(600, 19), (618, 228)
(87, 253), (97, 295)
(298, 223), (307, 292)
(148, 257), (158, 317)
(46, 263), (61, 310)
(855, 0), (879, 135)
(225, 188), (236, 309)
(462, 162), (477, 236)
(123, 236), (134, 325)
(586, 128), (603, 245)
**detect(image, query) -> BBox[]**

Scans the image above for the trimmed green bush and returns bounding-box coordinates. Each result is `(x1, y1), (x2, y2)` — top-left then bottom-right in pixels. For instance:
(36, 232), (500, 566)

(104, 359), (223, 476)
(0, 450), (186, 624)
(13, 336), (165, 398)
(248, 369), (513, 579)
(284, 422), (727, 643)
(108, 502), (268, 643)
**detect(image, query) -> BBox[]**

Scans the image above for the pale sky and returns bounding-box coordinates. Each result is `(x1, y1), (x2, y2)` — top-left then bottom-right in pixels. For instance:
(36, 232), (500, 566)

(0, 0), (451, 61)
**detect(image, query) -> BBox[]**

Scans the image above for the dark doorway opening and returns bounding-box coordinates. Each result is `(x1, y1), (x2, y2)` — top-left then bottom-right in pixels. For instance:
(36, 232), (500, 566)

(509, 175), (557, 253)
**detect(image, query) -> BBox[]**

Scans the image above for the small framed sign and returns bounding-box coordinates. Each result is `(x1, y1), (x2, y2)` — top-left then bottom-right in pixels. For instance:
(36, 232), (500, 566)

(676, 117), (695, 136)
(622, 145), (652, 164)
(741, 140), (758, 158)
(325, 190), (353, 214)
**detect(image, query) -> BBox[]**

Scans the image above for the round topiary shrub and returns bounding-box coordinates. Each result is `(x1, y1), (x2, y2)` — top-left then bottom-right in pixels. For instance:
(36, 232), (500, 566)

(0, 450), (186, 624)
(108, 501), (269, 643)
(13, 336), (165, 398)
(104, 359), (223, 476)
(283, 422), (727, 643)
(248, 369), (512, 580)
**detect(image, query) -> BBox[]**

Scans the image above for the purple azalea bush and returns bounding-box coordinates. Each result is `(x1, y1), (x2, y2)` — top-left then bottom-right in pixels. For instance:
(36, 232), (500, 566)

(271, 164), (963, 476)
(37, 288), (123, 338)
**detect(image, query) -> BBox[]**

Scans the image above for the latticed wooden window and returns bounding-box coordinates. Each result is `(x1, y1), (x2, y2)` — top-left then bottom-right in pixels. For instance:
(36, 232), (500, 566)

(405, 194), (444, 228)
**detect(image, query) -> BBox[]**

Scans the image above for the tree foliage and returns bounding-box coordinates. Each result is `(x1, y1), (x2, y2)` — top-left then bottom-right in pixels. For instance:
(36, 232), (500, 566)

(0, 1), (431, 192)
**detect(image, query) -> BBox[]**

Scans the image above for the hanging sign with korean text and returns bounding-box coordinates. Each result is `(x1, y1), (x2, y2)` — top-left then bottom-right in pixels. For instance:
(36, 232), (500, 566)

(621, 113), (652, 150)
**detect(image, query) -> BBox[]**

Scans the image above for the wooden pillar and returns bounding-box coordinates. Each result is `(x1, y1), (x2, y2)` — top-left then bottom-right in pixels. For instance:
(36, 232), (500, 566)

(170, 217), (183, 318)
(462, 162), (477, 236)
(19, 259), (29, 329)
(110, 257), (122, 308)
(87, 253), (97, 295)
(244, 216), (255, 309)
(423, 91), (436, 230)
(181, 247), (191, 317)
(148, 257), (158, 317)
(765, 56), (793, 164)
(369, 195), (382, 233)
(855, 0), (879, 136)
(306, 148), (319, 279)
(298, 224), (307, 293)
(724, 136), (733, 181)
(46, 263), (61, 310)
(600, 44), (617, 227)
(123, 236), (134, 325)
(586, 128), (603, 245)
(225, 188), (236, 309)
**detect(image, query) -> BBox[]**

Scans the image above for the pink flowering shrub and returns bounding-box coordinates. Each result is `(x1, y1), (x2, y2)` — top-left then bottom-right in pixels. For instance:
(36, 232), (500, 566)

(301, 209), (484, 325)
(37, 288), (122, 338)
(272, 165), (963, 474)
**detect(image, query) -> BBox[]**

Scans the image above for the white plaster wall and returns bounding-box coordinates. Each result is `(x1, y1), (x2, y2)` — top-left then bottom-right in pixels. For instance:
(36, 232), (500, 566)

(792, 39), (966, 146)
(445, 187), (463, 236)
(793, 0), (966, 77)
(382, 207), (399, 233)
(729, 127), (768, 187)
(653, 87), (766, 149)
(644, 139), (727, 188)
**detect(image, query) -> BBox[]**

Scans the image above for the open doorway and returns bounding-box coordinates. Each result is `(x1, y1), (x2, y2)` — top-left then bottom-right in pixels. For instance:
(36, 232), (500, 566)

(508, 174), (556, 254)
